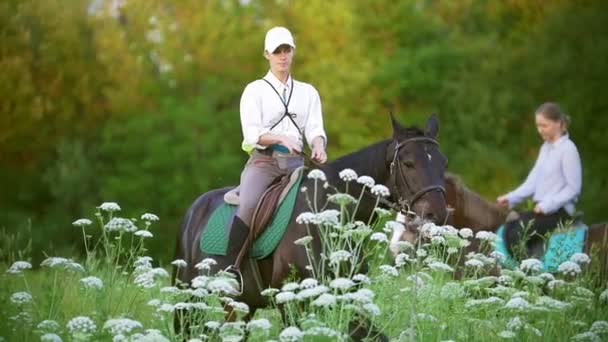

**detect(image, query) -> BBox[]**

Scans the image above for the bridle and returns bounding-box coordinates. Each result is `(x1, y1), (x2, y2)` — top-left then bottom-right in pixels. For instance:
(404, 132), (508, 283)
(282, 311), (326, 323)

(389, 137), (446, 212)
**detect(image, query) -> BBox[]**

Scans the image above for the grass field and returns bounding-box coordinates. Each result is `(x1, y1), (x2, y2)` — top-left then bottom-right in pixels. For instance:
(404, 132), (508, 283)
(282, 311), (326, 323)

(2, 171), (608, 341)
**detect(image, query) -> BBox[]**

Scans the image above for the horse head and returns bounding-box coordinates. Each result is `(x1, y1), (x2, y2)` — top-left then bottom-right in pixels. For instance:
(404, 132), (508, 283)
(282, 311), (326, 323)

(387, 114), (449, 226)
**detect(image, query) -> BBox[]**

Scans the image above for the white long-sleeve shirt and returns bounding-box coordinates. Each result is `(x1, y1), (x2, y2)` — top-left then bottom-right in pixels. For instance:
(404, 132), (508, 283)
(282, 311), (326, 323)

(239, 71), (326, 153)
(506, 134), (582, 215)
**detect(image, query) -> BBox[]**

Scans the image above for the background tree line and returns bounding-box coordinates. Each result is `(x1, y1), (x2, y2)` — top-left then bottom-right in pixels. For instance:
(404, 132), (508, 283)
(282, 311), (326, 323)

(1, 0), (606, 263)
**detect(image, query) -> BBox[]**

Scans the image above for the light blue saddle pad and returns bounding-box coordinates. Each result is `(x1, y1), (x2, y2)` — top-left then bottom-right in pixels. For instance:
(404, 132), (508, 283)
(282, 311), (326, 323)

(495, 222), (588, 272)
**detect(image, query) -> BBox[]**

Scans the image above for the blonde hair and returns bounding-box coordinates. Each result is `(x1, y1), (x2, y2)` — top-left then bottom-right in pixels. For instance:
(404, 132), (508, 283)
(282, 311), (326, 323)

(535, 102), (571, 133)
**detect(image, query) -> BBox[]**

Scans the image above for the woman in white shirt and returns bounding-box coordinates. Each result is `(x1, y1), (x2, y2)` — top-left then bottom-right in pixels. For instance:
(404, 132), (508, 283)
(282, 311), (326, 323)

(497, 102), (582, 258)
(224, 27), (327, 284)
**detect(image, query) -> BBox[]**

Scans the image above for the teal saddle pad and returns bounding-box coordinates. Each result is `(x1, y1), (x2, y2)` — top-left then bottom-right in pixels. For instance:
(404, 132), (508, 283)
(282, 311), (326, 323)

(495, 222), (588, 272)
(200, 171), (303, 259)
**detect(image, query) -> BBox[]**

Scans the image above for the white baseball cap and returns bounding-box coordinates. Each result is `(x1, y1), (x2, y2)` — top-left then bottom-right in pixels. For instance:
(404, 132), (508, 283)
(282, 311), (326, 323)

(264, 26), (295, 53)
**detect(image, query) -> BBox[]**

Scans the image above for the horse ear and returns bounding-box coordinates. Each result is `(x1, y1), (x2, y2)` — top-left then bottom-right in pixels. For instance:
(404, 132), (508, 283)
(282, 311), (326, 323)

(425, 113), (439, 138)
(390, 112), (404, 138)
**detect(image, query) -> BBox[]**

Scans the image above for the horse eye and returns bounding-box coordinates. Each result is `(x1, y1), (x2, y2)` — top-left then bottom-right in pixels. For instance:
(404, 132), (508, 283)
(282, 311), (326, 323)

(403, 160), (415, 168)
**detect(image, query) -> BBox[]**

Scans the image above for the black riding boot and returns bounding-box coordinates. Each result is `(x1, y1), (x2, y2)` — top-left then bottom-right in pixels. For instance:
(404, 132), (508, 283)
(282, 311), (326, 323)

(224, 216), (250, 291)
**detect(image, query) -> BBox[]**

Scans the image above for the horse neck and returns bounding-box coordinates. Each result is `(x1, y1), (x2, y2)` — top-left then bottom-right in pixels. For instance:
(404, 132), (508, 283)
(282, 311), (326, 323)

(319, 140), (392, 219)
(458, 184), (505, 230)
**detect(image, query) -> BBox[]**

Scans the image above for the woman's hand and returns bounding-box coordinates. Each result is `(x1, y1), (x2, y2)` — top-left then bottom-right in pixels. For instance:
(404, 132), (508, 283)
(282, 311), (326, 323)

(533, 204), (545, 214)
(496, 195), (509, 207)
(311, 143), (327, 163)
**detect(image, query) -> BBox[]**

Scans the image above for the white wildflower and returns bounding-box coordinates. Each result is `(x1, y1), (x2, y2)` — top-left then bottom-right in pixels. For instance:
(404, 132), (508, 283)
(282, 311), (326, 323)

(41, 257), (68, 268)
(385, 220), (405, 233)
(415, 313), (438, 322)
(547, 279), (567, 290)
(134, 230), (153, 238)
(520, 258), (543, 274)
(247, 318), (272, 331)
(363, 303), (381, 316)
(571, 332), (602, 342)
(141, 213), (159, 221)
(506, 317), (525, 331)
(379, 264), (399, 277)
(275, 291), (296, 304)
(294, 236), (313, 246)
(40, 334), (63, 342)
(299, 278), (318, 289)
(374, 207), (391, 218)
(475, 231), (498, 242)
(447, 247), (459, 254)
(329, 277), (356, 290)
(37, 320), (61, 332)
(207, 278), (238, 295)
(157, 303), (174, 313)
(505, 297), (531, 310)
(465, 259), (485, 268)
(7, 261), (32, 274)
(371, 184), (390, 197)
(356, 176), (375, 187)
(191, 275), (210, 288)
(497, 330), (516, 339)
(458, 228), (474, 239)
(261, 288), (279, 297)
(66, 316), (97, 335)
(329, 250), (351, 265)
(536, 296), (571, 310)
(279, 326), (303, 342)
(352, 274), (371, 284)
(10, 291), (32, 305)
(416, 249), (428, 258)
(147, 299), (161, 307)
(205, 321), (221, 330)
(287, 209), (314, 225)
(160, 286), (180, 295)
(339, 168), (358, 181)
(80, 276), (103, 290)
(296, 285), (329, 300)
(311, 293), (336, 307)
(307, 169), (326, 181)
(171, 259), (187, 268)
(194, 258), (217, 271)
(431, 236), (446, 245)
(105, 218), (137, 233)
(281, 282), (300, 292)
(440, 282), (465, 300)
(99, 202), (121, 212)
(228, 301), (249, 314)
(345, 288), (375, 303)
(104, 318), (143, 336)
(590, 320), (608, 335)
(570, 252), (591, 265)
(539, 272), (555, 283)
(465, 297), (504, 308)
(490, 251), (505, 262)
(600, 288), (608, 303)
(72, 219), (93, 227)
(318, 210), (340, 225)
(370, 232), (388, 243)
(428, 261), (454, 273)
(558, 261), (582, 277)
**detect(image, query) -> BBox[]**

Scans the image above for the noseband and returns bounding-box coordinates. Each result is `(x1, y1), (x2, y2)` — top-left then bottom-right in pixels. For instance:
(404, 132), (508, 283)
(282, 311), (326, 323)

(389, 137), (446, 211)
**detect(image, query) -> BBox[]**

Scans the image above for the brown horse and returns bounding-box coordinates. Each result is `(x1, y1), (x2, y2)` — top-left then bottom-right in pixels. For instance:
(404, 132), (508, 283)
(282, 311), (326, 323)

(433, 174), (608, 284)
(173, 114), (449, 340)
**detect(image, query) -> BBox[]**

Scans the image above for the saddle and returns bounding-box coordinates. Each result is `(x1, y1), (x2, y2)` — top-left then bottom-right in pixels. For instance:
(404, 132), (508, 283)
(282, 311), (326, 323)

(228, 167), (304, 270)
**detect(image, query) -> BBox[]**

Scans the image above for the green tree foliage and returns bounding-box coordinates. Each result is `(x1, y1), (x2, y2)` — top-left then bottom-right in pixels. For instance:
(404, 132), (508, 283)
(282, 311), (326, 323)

(1, 0), (606, 262)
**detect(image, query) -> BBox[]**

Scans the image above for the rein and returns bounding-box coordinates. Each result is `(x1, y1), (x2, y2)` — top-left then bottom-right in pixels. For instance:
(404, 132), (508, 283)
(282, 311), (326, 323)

(389, 137), (446, 212)
(298, 136), (445, 214)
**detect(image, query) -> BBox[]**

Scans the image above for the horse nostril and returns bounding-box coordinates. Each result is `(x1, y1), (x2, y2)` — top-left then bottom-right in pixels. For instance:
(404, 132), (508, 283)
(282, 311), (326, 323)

(424, 213), (437, 222)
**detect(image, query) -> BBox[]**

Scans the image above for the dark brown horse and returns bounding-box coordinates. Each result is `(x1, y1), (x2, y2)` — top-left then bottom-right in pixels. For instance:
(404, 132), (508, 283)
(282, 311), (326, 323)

(434, 174), (608, 284)
(173, 114), (449, 339)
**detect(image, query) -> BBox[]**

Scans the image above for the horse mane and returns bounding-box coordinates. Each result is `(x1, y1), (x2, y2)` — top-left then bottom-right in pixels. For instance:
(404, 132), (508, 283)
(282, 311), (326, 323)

(324, 139), (392, 185)
(445, 172), (506, 230)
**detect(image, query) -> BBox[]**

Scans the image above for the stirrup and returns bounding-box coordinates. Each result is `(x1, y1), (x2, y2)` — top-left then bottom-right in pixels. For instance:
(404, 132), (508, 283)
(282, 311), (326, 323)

(223, 265), (244, 296)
